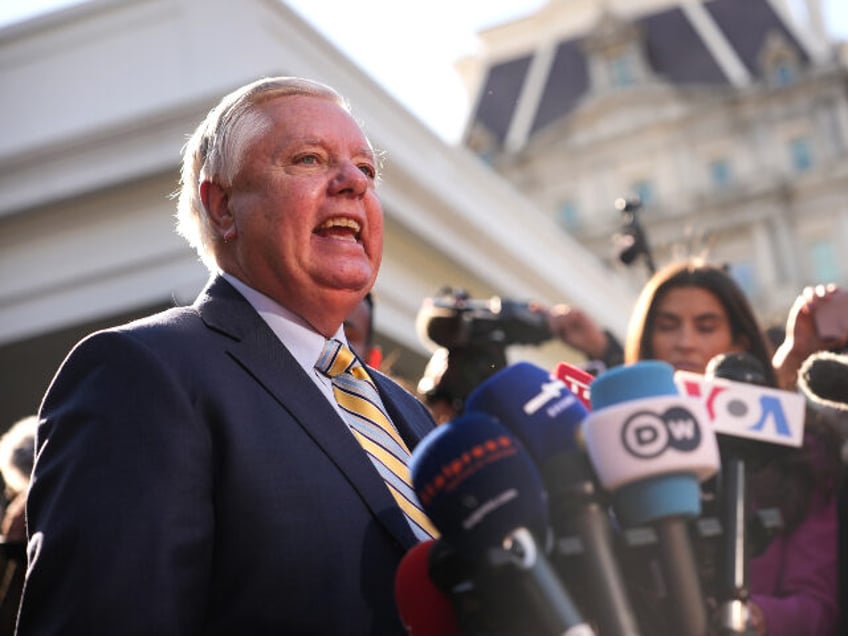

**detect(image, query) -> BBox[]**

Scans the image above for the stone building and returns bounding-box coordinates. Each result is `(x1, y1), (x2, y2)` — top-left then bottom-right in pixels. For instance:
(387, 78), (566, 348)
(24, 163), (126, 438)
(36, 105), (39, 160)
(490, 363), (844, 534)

(458, 0), (848, 325)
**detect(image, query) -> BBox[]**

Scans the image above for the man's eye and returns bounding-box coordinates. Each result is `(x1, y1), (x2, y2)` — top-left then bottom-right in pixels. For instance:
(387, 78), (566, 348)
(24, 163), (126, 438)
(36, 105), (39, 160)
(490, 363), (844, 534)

(359, 164), (376, 179)
(296, 154), (319, 165)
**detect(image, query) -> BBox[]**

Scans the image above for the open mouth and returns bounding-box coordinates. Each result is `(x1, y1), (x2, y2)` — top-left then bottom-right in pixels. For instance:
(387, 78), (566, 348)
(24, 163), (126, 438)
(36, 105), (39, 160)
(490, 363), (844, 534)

(315, 217), (361, 243)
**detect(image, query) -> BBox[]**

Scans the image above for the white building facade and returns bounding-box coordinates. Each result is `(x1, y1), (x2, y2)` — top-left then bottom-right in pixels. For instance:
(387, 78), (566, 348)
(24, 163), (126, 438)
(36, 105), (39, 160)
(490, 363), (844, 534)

(460, 0), (848, 325)
(0, 0), (634, 427)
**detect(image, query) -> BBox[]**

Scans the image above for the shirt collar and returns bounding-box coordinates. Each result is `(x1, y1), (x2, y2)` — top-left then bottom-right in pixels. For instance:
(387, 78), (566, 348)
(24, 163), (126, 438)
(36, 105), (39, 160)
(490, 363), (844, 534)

(220, 272), (348, 375)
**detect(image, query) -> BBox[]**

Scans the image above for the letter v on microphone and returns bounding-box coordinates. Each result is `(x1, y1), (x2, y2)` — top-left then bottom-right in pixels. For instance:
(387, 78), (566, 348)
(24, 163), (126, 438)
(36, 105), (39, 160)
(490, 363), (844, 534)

(674, 371), (805, 447)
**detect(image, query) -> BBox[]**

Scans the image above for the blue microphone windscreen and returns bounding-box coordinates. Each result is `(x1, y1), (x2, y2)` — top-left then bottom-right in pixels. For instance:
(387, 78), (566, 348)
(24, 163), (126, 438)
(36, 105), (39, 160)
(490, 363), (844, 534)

(409, 412), (549, 557)
(585, 360), (716, 524)
(590, 360), (677, 410)
(465, 362), (586, 464)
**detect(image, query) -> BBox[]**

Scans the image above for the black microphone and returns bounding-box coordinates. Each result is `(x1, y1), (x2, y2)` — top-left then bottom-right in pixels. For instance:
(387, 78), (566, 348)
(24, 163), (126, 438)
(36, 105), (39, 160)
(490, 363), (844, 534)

(410, 412), (596, 636)
(465, 361), (641, 636)
(705, 352), (768, 387)
(676, 352), (806, 564)
(705, 353), (761, 635)
(584, 361), (721, 636)
(695, 352), (802, 635)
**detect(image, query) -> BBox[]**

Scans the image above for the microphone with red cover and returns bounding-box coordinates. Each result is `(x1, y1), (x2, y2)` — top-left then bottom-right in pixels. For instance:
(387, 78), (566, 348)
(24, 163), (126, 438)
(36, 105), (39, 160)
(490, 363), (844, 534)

(409, 412), (595, 636)
(394, 539), (464, 636)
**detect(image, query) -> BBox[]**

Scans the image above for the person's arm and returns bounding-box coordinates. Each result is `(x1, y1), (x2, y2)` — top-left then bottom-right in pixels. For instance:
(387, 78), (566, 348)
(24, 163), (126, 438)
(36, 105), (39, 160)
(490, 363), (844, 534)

(748, 494), (840, 636)
(17, 330), (214, 636)
(773, 285), (848, 390)
(546, 304), (623, 370)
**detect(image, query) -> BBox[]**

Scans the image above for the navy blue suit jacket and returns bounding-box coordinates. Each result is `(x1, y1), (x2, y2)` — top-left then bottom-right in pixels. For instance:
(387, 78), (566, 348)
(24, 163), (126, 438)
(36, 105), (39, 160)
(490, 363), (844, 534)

(17, 276), (436, 635)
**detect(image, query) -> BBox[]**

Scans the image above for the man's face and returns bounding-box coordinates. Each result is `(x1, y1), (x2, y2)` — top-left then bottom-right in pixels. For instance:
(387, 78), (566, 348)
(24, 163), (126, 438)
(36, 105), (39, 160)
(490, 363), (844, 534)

(220, 94), (383, 334)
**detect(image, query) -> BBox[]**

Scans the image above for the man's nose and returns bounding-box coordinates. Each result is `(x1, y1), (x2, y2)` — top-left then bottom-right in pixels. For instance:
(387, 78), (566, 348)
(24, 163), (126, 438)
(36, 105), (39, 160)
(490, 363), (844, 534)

(330, 161), (368, 196)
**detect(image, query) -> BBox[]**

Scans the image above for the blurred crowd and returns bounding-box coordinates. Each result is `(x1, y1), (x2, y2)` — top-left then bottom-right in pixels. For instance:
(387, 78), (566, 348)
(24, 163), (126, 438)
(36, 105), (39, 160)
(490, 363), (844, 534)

(360, 258), (847, 636)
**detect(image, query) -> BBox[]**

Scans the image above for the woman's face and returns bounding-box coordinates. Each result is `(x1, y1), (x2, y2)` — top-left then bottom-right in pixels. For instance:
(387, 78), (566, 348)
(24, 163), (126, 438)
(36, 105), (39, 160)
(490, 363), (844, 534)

(649, 285), (744, 373)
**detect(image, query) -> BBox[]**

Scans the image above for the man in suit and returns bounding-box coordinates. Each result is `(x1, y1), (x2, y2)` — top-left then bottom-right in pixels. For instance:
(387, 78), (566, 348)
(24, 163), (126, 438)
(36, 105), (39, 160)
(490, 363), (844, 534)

(17, 76), (437, 635)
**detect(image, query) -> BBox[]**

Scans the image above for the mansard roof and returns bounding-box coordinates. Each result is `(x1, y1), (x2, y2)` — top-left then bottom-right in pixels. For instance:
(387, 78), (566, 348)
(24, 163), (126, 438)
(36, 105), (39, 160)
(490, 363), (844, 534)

(468, 0), (810, 147)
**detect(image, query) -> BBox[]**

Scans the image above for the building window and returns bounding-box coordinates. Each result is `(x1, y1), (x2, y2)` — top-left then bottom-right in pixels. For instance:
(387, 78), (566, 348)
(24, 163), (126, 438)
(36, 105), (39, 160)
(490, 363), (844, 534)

(609, 54), (635, 88)
(476, 149), (496, 167)
(630, 179), (655, 207)
(758, 32), (801, 89)
(809, 240), (839, 283)
(771, 63), (796, 87)
(789, 137), (813, 173)
(557, 199), (580, 230)
(709, 158), (733, 189)
(729, 261), (758, 297)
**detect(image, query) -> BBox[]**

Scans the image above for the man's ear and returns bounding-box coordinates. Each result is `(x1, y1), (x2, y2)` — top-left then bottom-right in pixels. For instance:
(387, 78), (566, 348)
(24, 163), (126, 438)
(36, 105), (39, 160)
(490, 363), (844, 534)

(200, 180), (235, 239)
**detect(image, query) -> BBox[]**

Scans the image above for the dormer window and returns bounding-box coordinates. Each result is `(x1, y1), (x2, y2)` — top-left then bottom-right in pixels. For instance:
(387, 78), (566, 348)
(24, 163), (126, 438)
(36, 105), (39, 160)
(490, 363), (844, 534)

(772, 62), (796, 86)
(758, 31), (801, 87)
(582, 11), (652, 94)
(609, 54), (636, 88)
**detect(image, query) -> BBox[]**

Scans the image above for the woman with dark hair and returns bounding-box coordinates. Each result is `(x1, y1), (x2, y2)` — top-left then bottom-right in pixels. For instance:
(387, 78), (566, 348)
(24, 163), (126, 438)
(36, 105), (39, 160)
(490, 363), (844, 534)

(622, 258), (840, 636)
(624, 259), (778, 387)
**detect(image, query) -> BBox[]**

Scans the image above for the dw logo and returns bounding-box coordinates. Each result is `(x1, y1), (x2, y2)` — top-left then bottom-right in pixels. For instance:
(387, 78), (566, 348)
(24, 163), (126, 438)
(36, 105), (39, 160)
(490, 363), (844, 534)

(621, 406), (702, 458)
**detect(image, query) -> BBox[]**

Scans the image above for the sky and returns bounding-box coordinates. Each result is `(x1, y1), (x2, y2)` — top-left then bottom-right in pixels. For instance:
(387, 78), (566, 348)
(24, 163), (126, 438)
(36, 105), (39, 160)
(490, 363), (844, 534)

(2, 0), (848, 142)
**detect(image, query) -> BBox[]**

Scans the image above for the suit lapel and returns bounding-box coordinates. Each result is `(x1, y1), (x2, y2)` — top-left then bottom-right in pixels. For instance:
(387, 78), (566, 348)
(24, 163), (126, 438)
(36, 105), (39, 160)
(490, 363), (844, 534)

(372, 372), (434, 452)
(194, 276), (418, 548)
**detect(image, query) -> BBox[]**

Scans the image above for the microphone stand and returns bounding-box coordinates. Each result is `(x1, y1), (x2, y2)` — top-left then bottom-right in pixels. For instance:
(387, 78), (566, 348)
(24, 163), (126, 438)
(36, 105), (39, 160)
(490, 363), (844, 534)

(705, 353), (775, 636)
(613, 197), (656, 277)
(713, 443), (757, 636)
(546, 454), (642, 636)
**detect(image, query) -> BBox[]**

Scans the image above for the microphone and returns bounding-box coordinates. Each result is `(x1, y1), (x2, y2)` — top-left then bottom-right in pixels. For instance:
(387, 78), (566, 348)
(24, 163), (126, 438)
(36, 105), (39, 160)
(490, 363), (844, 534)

(552, 361), (594, 410)
(584, 361), (720, 636)
(705, 352), (768, 386)
(466, 362), (641, 636)
(675, 357), (805, 450)
(410, 412), (595, 636)
(678, 352), (803, 635)
(396, 537), (518, 636)
(395, 539), (465, 636)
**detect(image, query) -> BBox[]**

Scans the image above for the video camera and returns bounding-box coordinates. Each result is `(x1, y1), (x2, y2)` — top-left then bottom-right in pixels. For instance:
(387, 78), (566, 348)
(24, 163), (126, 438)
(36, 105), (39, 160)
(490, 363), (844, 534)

(416, 288), (552, 351)
(415, 288), (554, 413)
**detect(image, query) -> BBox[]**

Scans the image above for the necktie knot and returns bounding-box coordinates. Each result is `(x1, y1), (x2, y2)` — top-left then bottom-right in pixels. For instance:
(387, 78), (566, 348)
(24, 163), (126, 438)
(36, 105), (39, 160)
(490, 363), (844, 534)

(316, 338), (360, 380)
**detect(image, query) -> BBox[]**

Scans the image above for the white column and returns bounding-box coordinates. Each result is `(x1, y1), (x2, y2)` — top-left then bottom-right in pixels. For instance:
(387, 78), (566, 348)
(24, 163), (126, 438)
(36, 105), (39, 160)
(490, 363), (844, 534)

(505, 39), (558, 152)
(681, 0), (752, 87)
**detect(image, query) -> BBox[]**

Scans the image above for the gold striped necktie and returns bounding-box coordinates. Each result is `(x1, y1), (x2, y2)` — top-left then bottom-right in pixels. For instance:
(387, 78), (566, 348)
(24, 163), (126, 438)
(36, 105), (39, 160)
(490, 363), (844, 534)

(316, 338), (437, 541)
